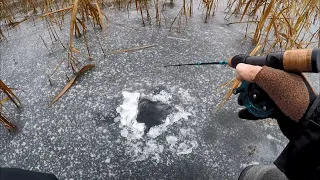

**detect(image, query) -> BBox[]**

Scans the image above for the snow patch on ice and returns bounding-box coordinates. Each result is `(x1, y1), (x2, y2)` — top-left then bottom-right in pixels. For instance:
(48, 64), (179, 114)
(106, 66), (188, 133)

(180, 128), (193, 137)
(116, 92), (145, 141)
(149, 90), (172, 104)
(166, 136), (178, 145)
(105, 158), (111, 163)
(267, 134), (282, 143)
(147, 106), (191, 139)
(240, 161), (260, 168)
(166, 136), (178, 151)
(178, 88), (195, 102)
(114, 89), (197, 163)
(177, 141), (198, 155)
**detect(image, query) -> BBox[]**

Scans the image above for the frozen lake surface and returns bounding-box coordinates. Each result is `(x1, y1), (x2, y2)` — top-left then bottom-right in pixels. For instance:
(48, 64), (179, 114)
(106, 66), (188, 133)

(1, 1), (319, 179)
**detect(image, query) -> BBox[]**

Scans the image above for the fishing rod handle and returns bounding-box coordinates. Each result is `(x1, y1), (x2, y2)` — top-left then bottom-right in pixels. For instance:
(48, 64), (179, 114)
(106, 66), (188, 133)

(228, 48), (320, 73)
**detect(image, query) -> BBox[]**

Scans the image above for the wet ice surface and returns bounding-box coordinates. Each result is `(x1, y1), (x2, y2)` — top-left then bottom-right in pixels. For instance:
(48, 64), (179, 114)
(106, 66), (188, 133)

(1, 1), (319, 179)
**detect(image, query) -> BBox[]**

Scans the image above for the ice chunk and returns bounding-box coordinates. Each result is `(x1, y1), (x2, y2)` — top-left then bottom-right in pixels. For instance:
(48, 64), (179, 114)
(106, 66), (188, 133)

(177, 141), (198, 155)
(166, 136), (178, 145)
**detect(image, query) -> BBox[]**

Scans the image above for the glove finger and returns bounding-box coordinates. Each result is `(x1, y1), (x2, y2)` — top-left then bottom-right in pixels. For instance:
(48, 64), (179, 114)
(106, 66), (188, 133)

(238, 108), (262, 120)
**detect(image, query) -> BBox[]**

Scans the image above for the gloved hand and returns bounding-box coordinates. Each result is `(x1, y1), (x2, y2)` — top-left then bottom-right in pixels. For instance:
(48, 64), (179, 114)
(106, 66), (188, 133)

(235, 63), (318, 141)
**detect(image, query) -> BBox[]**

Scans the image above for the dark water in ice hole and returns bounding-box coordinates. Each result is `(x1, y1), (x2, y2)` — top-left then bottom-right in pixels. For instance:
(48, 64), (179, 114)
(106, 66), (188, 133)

(136, 98), (174, 133)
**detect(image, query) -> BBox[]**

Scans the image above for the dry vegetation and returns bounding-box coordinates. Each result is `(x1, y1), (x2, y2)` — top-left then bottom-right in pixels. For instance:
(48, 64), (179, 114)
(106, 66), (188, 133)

(220, 0), (320, 107)
(0, 80), (22, 131)
(225, 0), (320, 53)
(0, 0), (319, 130)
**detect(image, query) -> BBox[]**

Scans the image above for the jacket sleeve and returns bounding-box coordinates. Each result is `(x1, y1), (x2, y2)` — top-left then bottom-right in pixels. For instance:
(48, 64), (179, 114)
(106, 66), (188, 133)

(274, 95), (320, 180)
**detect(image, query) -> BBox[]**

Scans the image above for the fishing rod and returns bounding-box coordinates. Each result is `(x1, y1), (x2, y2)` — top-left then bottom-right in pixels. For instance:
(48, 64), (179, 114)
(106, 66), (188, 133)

(163, 60), (228, 67)
(164, 48), (320, 118)
(165, 48), (320, 72)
